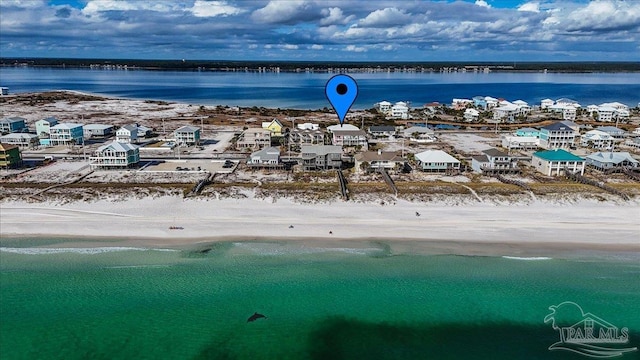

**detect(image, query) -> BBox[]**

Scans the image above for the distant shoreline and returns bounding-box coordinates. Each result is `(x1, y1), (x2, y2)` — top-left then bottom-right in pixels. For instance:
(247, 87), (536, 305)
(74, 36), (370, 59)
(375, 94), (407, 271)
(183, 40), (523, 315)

(2, 58), (640, 73)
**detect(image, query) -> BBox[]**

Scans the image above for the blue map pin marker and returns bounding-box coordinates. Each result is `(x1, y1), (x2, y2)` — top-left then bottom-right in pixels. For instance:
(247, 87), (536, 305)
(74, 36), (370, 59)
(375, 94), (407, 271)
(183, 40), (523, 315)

(325, 74), (358, 126)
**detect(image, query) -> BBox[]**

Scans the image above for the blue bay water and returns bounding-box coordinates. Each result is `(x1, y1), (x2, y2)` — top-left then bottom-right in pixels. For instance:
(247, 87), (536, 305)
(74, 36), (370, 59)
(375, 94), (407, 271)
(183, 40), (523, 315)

(1, 67), (639, 109)
(1, 241), (639, 360)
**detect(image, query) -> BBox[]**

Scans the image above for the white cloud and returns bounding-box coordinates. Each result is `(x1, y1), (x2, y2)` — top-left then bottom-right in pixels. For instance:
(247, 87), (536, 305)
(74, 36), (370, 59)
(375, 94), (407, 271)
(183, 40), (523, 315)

(382, 45), (394, 51)
(281, 44), (299, 50)
(359, 7), (412, 27)
(310, 44), (324, 50)
(345, 45), (367, 52)
(1, 0), (46, 8)
(82, 0), (180, 15)
(475, 0), (491, 8)
(190, 1), (244, 18)
(320, 7), (354, 26)
(563, 1), (640, 32)
(251, 0), (311, 24)
(517, 2), (540, 13)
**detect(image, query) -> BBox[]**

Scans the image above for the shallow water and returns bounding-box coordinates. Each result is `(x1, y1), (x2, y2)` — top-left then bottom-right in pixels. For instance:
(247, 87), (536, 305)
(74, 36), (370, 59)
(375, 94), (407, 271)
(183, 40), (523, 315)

(1, 240), (639, 359)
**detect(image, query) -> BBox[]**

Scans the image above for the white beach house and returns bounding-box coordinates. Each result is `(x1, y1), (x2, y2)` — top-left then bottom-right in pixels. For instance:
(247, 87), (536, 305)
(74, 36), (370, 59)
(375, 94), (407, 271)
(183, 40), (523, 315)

(531, 149), (585, 176)
(89, 141), (140, 169)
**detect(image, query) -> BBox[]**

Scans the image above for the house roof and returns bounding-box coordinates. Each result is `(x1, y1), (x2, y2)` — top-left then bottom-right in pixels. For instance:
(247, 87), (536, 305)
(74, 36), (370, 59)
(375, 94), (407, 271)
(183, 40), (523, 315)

(415, 150), (460, 164)
(97, 141), (138, 152)
(595, 126), (625, 134)
(517, 127), (538, 132)
(0, 143), (20, 151)
(84, 124), (114, 130)
(51, 123), (83, 130)
(355, 151), (403, 162)
(404, 126), (434, 135)
(542, 122), (573, 131)
(36, 117), (59, 125)
(243, 127), (271, 134)
(175, 125), (200, 133)
(513, 100), (528, 106)
(473, 155), (489, 163)
(464, 108), (479, 115)
(118, 124), (138, 133)
(332, 129), (366, 137)
(586, 152), (639, 165)
(251, 146), (280, 160)
(301, 145), (342, 156)
(556, 98), (579, 104)
(327, 124), (359, 132)
(369, 125), (395, 132)
(0, 117), (26, 124)
(1, 133), (38, 140)
(533, 149), (583, 162)
(582, 130), (613, 141)
(377, 101), (392, 106)
(482, 148), (509, 157)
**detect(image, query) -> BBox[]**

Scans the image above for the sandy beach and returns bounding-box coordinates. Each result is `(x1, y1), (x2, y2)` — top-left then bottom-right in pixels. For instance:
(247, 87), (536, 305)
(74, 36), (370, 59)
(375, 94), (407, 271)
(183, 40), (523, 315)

(2, 196), (639, 254)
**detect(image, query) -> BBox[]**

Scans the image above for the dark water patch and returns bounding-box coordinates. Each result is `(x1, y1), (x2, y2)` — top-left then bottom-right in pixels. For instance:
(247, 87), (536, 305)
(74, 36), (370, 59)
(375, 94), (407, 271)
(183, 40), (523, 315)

(307, 317), (630, 360)
(182, 242), (235, 259)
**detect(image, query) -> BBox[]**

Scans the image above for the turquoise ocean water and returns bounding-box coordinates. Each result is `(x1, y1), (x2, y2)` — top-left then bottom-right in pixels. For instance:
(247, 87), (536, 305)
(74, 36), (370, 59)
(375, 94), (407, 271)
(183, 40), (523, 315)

(1, 239), (639, 360)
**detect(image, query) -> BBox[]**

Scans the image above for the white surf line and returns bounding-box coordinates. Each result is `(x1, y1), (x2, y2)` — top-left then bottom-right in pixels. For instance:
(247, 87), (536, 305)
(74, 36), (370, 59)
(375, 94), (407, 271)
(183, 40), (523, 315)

(1, 207), (141, 218)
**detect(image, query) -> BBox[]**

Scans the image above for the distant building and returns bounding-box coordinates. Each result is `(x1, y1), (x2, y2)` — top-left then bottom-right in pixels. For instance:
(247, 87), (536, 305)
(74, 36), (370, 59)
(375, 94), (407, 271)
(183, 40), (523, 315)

(501, 135), (539, 150)
(297, 123), (319, 131)
(116, 125), (139, 143)
(0, 87), (8, 96)
(368, 125), (396, 137)
(585, 152), (639, 170)
(540, 99), (555, 109)
(301, 145), (342, 171)
(531, 149), (585, 176)
(35, 117), (59, 146)
(237, 128), (271, 149)
(451, 98), (473, 110)
(0, 143), (22, 169)
(464, 108), (480, 122)
(174, 125), (200, 146)
(0, 117), (27, 134)
(414, 150), (460, 172)
(391, 101), (410, 119)
(327, 124), (359, 133)
(248, 146), (281, 167)
(289, 128), (324, 146)
(332, 129), (368, 150)
(374, 101), (392, 114)
(0, 133), (39, 148)
(83, 124), (114, 138)
(355, 150), (404, 172)
(49, 123), (84, 146)
(515, 127), (539, 138)
(493, 103), (519, 122)
(89, 141), (140, 169)
(595, 126), (625, 139)
(539, 122), (576, 149)
(471, 148), (519, 173)
(261, 118), (284, 137)
(580, 130), (614, 149)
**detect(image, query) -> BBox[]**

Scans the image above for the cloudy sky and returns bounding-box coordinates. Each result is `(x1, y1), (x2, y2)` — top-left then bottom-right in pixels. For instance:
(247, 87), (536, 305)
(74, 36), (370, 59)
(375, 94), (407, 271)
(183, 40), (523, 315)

(1, 0), (639, 61)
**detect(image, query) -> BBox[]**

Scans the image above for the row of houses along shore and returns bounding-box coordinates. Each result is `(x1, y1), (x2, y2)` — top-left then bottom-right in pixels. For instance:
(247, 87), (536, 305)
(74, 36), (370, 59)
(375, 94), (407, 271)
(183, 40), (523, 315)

(1, 98), (640, 188)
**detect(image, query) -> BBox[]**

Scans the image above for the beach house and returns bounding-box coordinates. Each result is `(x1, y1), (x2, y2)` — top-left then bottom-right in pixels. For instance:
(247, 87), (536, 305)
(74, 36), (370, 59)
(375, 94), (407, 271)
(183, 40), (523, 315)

(492, 103), (519, 122)
(539, 122), (576, 149)
(585, 152), (639, 170)
(332, 129), (368, 150)
(595, 126), (625, 140)
(116, 125), (139, 143)
(0, 117), (27, 134)
(414, 150), (461, 172)
(248, 146), (281, 168)
(89, 141), (140, 169)
(452, 98), (473, 110)
(580, 130), (614, 149)
(403, 126), (436, 143)
(501, 134), (539, 150)
(368, 125), (396, 138)
(49, 123), (84, 146)
(471, 148), (519, 173)
(0, 143), (22, 169)
(83, 124), (114, 138)
(174, 126), (201, 146)
(515, 127), (539, 138)
(262, 119), (284, 137)
(596, 106), (616, 122)
(375, 101), (392, 115)
(0, 133), (39, 148)
(297, 123), (319, 131)
(531, 149), (585, 176)
(540, 99), (554, 109)
(35, 117), (59, 146)
(464, 108), (480, 122)
(289, 128), (325, 146)
(301, 145), (342, 171)
(391, 102), (410, 119)
(355, 150), (404, 172)
(237, 128), (271, 149)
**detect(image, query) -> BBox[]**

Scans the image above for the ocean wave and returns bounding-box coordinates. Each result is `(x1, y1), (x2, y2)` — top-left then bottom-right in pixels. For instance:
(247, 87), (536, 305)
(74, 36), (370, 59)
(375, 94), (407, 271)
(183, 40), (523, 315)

(0, 247), (178, 255)
(232, 242), (383, 256)
(502, 256), (552, 261)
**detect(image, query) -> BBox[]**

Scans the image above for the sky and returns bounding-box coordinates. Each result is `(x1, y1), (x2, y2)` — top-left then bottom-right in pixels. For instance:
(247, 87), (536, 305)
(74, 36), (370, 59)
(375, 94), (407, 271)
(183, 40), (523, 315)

(1, 0), (639, 61)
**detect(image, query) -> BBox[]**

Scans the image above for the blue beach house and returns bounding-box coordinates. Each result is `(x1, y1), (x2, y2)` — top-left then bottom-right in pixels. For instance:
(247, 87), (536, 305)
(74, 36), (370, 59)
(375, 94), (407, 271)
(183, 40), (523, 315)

(35, 117), (59, 146)
(49, 123), (84, 146)
(515, 127), (539, 138)
(0, 117), (27, 134)
(473, 96), (487, 110)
